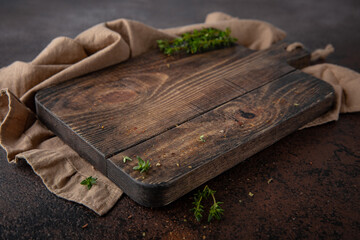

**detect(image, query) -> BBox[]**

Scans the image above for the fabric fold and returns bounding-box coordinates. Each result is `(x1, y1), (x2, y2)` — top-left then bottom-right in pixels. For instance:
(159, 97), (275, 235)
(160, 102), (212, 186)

(0, 89), (53, 161)
(302, 63), (360, 128)
(15, 137), (123, 216)
(32, 37), (88, 65)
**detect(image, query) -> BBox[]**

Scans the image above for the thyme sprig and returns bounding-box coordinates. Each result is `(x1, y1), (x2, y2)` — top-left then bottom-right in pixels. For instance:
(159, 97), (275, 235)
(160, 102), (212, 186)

(192, 190), (205, 222)
(208, 194), (224, 222)
(191, 185), (224, 222)
(157, 28), (237, 56)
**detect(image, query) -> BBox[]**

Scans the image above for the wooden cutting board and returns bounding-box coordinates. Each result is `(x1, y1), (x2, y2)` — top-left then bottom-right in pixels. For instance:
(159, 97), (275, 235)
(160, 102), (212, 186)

(35, 42), (335, 207)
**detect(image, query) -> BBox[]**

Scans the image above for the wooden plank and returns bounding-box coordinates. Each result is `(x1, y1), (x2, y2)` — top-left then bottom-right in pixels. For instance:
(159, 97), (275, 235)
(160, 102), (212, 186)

(36, 43), (300, 158)
(107, 70), (335, 206)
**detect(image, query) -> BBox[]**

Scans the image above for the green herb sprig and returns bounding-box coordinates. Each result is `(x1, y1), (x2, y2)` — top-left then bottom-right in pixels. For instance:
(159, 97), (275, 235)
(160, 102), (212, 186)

(80, 176), (97, 190)
(123, 156), (132, 163)
(133, 156), (151, 173)
(157, 28), (237, 56)
(191, 185), (224, 222)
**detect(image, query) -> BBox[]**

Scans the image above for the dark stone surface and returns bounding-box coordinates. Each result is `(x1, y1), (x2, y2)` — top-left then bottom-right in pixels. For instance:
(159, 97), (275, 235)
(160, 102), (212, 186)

(0, 1), (359, 239)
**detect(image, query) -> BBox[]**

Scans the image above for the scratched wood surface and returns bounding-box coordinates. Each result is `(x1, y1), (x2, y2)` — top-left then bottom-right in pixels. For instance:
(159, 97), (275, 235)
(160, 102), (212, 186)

(35, 42), (335, 206)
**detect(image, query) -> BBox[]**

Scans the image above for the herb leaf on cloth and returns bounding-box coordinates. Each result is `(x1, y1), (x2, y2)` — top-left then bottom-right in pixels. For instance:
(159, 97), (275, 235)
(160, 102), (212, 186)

(80, 176), (97, 190)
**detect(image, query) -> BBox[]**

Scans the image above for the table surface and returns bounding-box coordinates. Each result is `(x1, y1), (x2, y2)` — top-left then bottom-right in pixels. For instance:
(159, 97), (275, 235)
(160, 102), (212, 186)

(1, 1), (359, 239)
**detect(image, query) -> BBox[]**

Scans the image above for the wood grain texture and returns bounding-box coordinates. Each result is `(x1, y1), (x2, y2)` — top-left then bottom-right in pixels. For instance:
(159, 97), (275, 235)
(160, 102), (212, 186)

(35, 42), (335, 206)
(107, 70), (334, 206)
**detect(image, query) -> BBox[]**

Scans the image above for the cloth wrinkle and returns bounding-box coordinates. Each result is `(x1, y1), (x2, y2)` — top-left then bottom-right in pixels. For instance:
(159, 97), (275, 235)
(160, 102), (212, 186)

(286, 42), (305, 52)
(311, 44), (335, 61)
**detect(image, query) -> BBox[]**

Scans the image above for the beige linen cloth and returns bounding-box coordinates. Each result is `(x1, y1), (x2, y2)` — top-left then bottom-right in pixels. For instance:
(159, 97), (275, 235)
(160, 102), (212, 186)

(1, 12), (359, 215)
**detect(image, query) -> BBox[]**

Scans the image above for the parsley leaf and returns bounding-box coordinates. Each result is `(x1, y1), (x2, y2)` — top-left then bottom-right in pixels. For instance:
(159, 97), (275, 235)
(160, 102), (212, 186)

(133, 156), (151, 173)
(81, 176), (97, 190)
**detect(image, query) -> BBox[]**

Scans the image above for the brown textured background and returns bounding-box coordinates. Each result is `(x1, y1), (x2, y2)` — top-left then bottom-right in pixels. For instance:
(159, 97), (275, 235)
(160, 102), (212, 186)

(0, 0), (359, 239)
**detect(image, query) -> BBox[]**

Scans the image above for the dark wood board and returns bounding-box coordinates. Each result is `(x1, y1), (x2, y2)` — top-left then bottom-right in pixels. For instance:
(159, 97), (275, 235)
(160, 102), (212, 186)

(35, 42), (335, 207)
